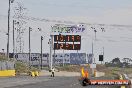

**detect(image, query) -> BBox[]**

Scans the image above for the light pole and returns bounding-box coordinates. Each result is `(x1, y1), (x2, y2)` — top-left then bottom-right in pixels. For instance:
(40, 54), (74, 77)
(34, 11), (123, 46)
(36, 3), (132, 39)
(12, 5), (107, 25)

(29, 27), (32, 67)
(49, 35), (53, 70)
(41, 36), (43, 70)
(101, 27), (105, 64)
(7, 0), (14, 59)
(93, 28), (97, 63)
(13, 20), (15, 59)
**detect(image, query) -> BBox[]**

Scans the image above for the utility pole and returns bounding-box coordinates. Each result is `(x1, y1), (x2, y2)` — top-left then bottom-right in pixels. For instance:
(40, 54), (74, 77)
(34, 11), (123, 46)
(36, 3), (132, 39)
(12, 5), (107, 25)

(94, 29), (97, 63)
(49, 35), (53, 70)
(92, 42), (94, 63)
(7, 0), (14, 59)
(7, 0), (11, 59)
(103, 47), (104, 64)
(13, 20), (15, 59)
(29, 27), (31, 68)
(53, 44), (55, 67)
(41, 36), (43, 70)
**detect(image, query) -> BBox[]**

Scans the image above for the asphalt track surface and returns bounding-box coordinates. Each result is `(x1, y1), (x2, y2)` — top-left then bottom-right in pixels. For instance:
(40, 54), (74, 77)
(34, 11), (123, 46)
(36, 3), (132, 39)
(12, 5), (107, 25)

(6, 77), (83, 88)
(5, 76), (125, 88)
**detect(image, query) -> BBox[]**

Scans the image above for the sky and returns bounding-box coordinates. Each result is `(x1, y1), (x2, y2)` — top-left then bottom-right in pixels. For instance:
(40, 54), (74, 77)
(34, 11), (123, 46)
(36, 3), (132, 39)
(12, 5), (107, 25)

(0, 0), (132, 63)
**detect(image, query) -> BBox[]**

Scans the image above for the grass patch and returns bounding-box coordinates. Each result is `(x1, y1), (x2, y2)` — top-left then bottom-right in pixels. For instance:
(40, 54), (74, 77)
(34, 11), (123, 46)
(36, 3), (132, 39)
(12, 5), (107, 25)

(15, 61), (40, 75)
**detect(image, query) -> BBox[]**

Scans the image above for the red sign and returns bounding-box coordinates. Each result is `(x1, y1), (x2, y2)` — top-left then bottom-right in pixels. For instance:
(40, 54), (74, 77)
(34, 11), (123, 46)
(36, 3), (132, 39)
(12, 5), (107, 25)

(90, 80), (130, 85)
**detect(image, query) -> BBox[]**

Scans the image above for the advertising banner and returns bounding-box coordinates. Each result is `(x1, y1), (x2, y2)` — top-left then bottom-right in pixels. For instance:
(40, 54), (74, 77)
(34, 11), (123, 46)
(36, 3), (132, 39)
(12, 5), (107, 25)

(51, 24), (86, 34)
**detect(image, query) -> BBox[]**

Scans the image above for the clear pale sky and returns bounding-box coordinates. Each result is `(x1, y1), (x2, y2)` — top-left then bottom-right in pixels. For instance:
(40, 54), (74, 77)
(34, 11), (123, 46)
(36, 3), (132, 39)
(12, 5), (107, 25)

(0, 0), (132, 63)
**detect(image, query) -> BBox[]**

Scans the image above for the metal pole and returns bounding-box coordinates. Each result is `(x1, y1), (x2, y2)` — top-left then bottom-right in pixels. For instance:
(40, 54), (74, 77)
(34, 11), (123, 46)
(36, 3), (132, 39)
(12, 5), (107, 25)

(29, 27), (31, 67)
(13, 20), (15, 59)
(53, 44), (55, 67)
(7, 0), (11, 59)
(77, 50), (79, 65)
(51, 35), (53, 70)
(93, 29), (97, 63)
(49, 39), (51, 69)
(103, 47), (104, 64)
(86, 52), (88, 64)
(63, 49), (64, 66)
(49, 35), (53, 70)
(92, 42), (95, 63)
(91, 41), (94, 75)
(41, 36), (43, 70)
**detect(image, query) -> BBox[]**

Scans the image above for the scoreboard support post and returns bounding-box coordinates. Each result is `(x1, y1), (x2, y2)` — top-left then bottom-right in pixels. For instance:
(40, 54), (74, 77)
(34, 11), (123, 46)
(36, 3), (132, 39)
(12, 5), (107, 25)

(63, 49), (64, 66)
(49, 35), (53, 71)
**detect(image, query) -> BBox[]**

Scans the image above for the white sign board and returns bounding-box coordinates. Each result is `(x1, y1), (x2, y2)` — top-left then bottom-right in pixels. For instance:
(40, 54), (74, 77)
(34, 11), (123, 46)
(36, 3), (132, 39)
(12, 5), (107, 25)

(51, 24), (86, 34)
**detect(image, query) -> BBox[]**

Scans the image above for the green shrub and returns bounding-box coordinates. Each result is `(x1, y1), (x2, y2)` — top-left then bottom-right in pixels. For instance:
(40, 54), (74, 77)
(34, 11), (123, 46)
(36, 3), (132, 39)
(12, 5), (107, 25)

(15, 61), (29, 74)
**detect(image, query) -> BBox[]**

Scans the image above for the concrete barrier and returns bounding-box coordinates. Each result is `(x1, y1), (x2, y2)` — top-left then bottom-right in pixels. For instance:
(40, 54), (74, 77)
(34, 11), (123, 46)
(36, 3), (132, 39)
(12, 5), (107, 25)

(30, 71), (39, 77)
(0, 70), (15, 76)
(34, 71), (39, 76)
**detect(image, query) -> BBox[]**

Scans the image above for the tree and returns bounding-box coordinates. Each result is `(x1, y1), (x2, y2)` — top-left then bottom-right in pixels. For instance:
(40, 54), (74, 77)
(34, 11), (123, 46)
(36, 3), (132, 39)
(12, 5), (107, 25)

(122, 58), (131, 63)
(112, 57), (122, 67)
(122, 62), (129, 68)
(112, 57), (121, 64)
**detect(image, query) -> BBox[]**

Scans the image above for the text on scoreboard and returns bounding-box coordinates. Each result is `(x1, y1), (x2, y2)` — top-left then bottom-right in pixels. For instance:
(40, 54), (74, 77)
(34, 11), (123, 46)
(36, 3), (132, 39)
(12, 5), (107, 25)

(54, 35), (81, 50)
(54, 35), (81, 42)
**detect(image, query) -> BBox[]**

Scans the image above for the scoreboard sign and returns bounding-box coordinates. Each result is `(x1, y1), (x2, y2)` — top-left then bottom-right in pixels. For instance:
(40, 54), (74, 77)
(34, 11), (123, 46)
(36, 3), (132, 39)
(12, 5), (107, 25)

(54, 35), (81, 50)
(54, 35), (81, 42)
(54, 43), (80, 50)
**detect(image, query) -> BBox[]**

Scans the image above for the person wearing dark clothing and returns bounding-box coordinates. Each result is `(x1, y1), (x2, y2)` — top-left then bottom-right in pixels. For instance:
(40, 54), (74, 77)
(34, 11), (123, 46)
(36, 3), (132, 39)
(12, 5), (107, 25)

(51, 68), (55, 77)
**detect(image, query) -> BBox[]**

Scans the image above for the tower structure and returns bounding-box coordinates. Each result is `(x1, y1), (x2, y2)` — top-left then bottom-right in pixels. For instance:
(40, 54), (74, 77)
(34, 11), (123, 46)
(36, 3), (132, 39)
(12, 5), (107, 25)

(13, 2), (27, 53)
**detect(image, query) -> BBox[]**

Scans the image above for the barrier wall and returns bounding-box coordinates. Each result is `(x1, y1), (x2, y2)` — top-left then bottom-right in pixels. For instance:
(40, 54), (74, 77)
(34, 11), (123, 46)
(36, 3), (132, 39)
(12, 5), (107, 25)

(0, 61), (15, 77)
(0, 70), (15, 76)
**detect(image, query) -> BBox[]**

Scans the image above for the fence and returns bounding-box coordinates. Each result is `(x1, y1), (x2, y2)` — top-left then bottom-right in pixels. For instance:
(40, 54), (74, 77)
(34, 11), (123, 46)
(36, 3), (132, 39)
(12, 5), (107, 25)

(0, 61), (15, 70)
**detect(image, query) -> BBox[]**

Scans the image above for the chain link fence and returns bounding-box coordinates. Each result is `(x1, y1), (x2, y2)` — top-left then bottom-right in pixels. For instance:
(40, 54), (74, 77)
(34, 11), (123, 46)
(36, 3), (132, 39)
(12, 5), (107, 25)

(0, 61), (15, 70)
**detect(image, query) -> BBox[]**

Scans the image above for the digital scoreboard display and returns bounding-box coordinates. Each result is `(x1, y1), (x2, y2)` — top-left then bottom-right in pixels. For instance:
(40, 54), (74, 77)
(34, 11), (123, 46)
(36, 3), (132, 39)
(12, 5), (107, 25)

(54, 35), (81, 42)
(54, 35), (81, 50)
(54, 43), (80, 50)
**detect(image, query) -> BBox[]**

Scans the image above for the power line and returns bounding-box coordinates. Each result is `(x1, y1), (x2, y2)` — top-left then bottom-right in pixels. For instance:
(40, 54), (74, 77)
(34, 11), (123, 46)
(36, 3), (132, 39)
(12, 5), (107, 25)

(1, 13), (132, 28)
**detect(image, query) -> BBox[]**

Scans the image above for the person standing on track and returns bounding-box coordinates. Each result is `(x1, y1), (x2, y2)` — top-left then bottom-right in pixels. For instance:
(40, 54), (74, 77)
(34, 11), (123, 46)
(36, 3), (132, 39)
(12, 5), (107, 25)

(51, 68), (55, 77)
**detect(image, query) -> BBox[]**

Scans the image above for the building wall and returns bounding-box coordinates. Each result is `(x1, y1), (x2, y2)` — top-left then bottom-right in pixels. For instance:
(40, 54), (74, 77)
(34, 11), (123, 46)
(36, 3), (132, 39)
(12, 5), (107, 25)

(9, 53), (92, 65)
